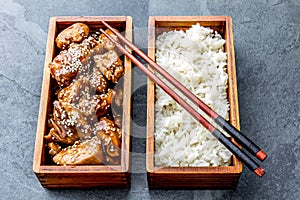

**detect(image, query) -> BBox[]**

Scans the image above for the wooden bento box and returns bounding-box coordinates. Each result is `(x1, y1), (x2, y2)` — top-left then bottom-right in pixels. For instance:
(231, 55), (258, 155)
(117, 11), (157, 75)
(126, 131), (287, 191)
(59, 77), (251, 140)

(146, 16), (242, 189)
(33, 16), (132, 189)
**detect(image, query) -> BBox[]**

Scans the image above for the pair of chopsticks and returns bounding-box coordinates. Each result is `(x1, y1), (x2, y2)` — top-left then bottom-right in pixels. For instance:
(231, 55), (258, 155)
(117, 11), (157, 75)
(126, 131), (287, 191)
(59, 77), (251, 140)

(100, 21), (267, 177)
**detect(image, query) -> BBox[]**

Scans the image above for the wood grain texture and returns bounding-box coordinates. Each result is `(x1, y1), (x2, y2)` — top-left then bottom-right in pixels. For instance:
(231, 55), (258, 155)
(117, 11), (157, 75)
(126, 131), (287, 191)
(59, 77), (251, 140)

(146, 16), (242, 190)
(33, 16), (132, 189)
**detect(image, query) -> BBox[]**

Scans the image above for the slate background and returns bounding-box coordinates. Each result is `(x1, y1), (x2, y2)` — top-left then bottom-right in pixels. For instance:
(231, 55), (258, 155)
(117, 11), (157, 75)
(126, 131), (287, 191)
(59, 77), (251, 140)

(0, 0), (299, 199)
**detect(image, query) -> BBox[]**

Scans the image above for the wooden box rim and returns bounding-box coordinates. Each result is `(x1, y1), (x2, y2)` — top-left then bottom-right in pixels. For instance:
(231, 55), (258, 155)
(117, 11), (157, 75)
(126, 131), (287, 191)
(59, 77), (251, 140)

(146, 16), (243, 174)
(33, 16), (132, 175)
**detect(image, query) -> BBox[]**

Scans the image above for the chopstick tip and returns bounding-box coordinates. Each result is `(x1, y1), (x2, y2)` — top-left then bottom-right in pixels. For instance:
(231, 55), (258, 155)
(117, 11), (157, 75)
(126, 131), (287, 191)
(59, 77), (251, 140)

(254, 166), (265, 178)
(256, 150), (268, 162)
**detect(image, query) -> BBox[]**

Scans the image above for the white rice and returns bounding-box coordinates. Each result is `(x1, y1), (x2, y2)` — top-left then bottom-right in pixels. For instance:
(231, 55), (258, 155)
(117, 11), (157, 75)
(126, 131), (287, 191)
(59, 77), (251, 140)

(154, 23), (232, 167)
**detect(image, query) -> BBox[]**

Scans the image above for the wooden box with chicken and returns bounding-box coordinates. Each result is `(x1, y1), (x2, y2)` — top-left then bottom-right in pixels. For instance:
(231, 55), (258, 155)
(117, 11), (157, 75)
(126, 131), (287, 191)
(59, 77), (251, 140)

(33, 16), (132, 188)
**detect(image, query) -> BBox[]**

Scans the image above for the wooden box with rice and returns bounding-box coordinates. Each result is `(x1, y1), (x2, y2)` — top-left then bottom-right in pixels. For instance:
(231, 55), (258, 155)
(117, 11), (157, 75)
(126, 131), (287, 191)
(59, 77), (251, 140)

(147, 16), (242, 189)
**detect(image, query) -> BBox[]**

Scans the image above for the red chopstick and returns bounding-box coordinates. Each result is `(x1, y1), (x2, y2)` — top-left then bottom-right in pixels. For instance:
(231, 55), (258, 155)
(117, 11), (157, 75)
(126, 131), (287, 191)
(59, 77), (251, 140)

(101, 20), (267, 162)
(99, 27), (265, 177)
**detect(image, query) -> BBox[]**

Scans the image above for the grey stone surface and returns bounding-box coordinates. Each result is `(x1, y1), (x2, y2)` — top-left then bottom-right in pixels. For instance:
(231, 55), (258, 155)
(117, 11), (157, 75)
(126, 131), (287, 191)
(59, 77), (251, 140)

(0, 0), (299, 199)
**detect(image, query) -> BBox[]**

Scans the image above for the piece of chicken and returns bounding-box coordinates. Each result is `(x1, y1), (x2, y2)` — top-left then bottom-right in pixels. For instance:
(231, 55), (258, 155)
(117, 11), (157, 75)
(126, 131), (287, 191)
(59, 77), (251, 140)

(44, 101), (81, 145)
(61, 101), (94, 139)
(46, 99), (96, 144)
(47, 142), (62, 156)
(49, 44), (90, 86)
(57, 76), (90, 104)
(98, 28), (119, 51)
(44, 125), (79, 145)
(49, 36), (104, 86)
(57, 83), (114, 136)
(95, 118), (121, 164)
(94, 50), (124, 83)
(111, 84), (123, 128)
(53, 138), (105, 165)
(95, 89), (114, 118)
(89, 66), (109, 94)
(72, 89), (113, 123)
(95, 118), (121, 147)
(55, 23), (89, 50)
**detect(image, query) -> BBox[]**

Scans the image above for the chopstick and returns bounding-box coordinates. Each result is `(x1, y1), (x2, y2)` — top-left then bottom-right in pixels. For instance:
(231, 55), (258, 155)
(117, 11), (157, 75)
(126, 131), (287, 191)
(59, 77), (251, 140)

(99, 27), (265, 178)
(101, 21), (267, 162)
